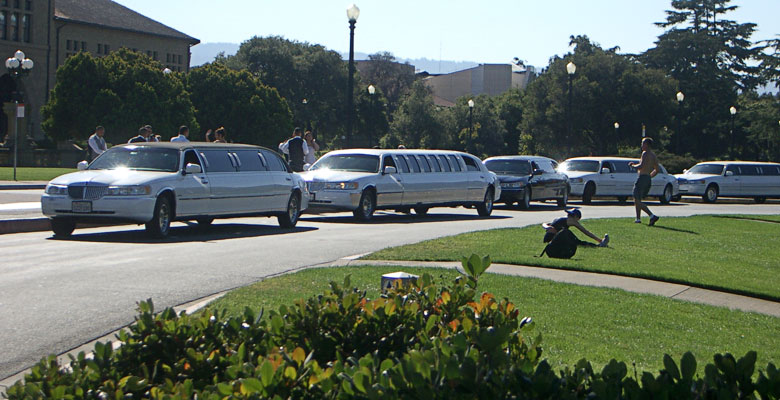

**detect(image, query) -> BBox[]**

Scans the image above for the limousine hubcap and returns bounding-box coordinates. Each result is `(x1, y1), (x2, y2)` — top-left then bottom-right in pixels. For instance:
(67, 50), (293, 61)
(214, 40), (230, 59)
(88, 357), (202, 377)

(158, 202), (171, 233)
(289, 196), (299, 221)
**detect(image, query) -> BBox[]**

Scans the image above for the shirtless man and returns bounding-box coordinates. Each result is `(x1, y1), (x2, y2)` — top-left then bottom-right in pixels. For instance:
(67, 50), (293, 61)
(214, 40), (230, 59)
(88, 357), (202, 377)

(628, 137), (660, 226)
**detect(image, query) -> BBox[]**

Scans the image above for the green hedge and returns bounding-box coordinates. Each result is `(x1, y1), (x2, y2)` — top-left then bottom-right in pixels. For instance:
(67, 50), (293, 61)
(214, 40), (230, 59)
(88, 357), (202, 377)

(6, 256), (779, 399)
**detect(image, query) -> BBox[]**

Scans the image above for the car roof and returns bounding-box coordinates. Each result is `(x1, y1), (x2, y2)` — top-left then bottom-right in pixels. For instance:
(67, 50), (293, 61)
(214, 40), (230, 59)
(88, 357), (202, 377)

(563, 156), (639, 162)
(483, 155), (555, 162)
(694, 161), (780, 166)
(322, 148), (480, 158)
(114, 142), (273, 152)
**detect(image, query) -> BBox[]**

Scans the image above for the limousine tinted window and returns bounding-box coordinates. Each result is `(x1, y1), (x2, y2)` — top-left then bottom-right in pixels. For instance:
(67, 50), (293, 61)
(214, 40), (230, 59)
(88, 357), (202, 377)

(406, 155), (421, 172)
(259, 150), (287, 172)
(437, 155), (451, 172)
(235, 150), (267, 172)
(417, 155), (432, 172)
(427, 155), (441, 172)
(612, 160), (632, 173)
(463, 156), (480, 172)
(560, 160), (599, 172)
(764, 166), (780, 175)
(738, 165), (760, 175)
(447, 155), (462, 172)
(484, 159), (532, 175)
(182, 150), (202, 169)
(687, 164), (723, 175)
(396, 155), (410, 173)
(201, 150), (236, 173)
(311, 154), (380, 173)
(89, 147), (179, 172)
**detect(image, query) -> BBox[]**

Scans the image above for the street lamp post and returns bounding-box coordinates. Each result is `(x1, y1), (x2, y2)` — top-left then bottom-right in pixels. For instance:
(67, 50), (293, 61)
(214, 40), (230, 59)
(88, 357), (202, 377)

(345, 4), (360, 149)
(367, 84), (375, 146)
(467, 99), (474, 152)
(729, 106), (737, 158)
(613, 122), (619, 154)
(301, 98), (308, 131)
(676, 91), (684, 155)
(5, 50), (34, 181)
(566, 62), (576, 155)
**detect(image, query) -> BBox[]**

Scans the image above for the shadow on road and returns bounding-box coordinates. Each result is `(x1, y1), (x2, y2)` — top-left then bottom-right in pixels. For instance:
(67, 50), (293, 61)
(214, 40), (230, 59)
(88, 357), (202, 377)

(494, 203), (565, 212)
(571, 200), (687, 207)
(46, 222), (318, 243)
(301, 211), (510, 224)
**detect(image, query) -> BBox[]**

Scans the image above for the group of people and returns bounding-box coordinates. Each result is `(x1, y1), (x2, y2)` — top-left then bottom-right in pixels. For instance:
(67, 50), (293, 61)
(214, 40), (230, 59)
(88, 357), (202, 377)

(86, 125), (231, 161)
(278, 127), (319, 172)
(541, 137), (661, 257)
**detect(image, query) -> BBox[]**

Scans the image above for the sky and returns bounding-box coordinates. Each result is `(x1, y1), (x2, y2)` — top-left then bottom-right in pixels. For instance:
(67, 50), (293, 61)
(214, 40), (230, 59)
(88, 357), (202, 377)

(114, 0), (780, 69)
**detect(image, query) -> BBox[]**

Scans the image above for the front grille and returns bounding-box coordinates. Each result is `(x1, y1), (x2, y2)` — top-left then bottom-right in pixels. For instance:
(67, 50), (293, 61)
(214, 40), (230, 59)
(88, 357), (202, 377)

(68, 184), (107, 200)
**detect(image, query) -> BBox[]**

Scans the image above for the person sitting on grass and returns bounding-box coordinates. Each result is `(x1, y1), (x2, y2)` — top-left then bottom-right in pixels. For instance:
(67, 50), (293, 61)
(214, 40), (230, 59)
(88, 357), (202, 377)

(542, 209), (609, 247)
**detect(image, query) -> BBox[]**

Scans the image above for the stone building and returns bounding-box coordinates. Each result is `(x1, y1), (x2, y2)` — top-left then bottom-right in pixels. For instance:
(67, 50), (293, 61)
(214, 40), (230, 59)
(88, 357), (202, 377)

(0, 0), (198, 164)
(423, 63), (536, 107)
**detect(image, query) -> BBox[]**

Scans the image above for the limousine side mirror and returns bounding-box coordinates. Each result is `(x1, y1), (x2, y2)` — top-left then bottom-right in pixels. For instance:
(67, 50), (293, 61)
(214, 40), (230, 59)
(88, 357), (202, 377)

(683, 169), (688, 174)
(77, 161), (89, 170)
(184, 163), (202, 174)
(383, 166), (397, 175)
(725, 170), (734, 177)
(601, 168), (611, 174)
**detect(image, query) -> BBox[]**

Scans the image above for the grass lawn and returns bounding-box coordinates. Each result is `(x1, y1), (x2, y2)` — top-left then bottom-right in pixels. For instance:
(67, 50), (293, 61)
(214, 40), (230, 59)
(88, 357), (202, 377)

(202, 266), (780, 376)
(363, 215), (780, 301)
(0, 167), (75, 181)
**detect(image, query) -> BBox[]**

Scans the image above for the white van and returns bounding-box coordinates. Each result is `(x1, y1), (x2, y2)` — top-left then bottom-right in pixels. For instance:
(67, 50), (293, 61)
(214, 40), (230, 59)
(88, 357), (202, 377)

(675, 161), (780, 203)
(301, 149), (501, 220)
(41, 142), (309, 237)
(559, 156), (679, 204)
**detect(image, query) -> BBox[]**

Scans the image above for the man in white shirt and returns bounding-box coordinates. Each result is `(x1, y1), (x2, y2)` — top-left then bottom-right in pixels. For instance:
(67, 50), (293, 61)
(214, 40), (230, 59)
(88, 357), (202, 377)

(87, 126), (107, 161)
(171, 126), (190, 142)
(278, 127), (309, 172)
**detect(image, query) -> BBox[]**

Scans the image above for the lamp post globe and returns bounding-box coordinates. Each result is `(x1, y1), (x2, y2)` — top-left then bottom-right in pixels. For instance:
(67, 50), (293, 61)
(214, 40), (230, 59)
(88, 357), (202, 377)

(676, 91), (684, 102)
(566, 62), (576, 75)
(162, 67), (172, 75)
(6, 49), (34, 181)
(367, 84), (375, 95)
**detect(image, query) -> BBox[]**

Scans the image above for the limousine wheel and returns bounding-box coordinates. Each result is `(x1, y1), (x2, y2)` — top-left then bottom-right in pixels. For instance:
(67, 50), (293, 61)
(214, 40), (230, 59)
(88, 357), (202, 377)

(353, 189), (376, 221)
(278, 193), (301, 228)
(146, 196), (172, 238)
(477, 188), (494, 217)
(703, 184), (719, 203)
(557, 189), (569, 208)
(754, 197), (766, 204)
(582, 183), (595, 205)
(518, 189), (531, 209)
(659, 184), (673, 205)
(51, 218), (75, 237)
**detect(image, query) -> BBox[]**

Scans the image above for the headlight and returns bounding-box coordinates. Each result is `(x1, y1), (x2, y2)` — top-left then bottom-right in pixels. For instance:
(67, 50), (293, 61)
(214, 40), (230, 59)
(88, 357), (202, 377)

(323, 182), (359, 190)
(569, 178), (583, 183)
(105, 185), (151, 196)
(45, 184), (68, 195)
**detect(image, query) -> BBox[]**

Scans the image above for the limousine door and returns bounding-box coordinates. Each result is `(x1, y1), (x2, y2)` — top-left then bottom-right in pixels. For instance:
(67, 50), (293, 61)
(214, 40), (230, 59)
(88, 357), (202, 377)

(462, 156), (489, 201)
(376, 155), (404, 207)
(200, 149), (250, 214)
(719, 164), (741, 196)
(176, 150), (211, 216)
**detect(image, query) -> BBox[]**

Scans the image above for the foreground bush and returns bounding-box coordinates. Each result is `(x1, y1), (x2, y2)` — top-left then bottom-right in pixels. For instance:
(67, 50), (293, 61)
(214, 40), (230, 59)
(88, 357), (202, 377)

(6, 256), (779, 399)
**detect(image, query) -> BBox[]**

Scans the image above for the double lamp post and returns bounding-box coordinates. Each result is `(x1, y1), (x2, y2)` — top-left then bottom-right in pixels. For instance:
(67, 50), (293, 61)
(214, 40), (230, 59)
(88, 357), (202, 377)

(5, 50), (34, 181)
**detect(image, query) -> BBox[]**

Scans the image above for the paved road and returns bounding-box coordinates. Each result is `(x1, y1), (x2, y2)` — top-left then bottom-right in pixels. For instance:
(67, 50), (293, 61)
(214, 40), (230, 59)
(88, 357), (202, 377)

(1, 200), (779, 380)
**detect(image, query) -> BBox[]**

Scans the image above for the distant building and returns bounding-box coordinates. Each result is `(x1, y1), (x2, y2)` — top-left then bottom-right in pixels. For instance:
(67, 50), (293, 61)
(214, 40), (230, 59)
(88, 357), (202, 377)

(423, 63), (536, 107)
(0, 0), (199, 146)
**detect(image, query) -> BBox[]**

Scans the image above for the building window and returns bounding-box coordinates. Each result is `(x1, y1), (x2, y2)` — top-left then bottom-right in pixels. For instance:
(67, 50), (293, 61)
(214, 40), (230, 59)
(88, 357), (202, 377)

(21, 13), (28, 42)
(13, 0), (19, 8)
(153, 51), (158, 60)
(178, 54), (182, 64)
(66, 39), (71, 50)
(104, 44), (110, 53)
(0, 1), (7, 7)
(146, 50), (151, 57)
(0, 11), (7, 40)
(166, 53), (170, 62)
(97, 43), (102, 54)
(81, 41), (86, 51)
(10, 12), (18, 41)
(24, 0), (29, 10)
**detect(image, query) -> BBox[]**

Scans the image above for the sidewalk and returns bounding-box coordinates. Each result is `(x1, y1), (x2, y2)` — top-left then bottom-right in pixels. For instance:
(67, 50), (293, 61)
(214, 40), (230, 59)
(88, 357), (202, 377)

(0, 181), (49, 234)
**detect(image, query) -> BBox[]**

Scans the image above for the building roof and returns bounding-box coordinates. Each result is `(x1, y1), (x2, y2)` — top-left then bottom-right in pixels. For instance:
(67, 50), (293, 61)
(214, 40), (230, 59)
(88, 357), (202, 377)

(54, 0), (199, 45)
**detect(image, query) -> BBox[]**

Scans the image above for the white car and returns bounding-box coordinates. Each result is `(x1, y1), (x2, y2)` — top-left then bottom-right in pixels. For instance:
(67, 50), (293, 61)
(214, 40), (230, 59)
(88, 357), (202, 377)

(675, 161), (780, 203)
(559, 157), (679, 204)
(301, 149), (501, 220)
(41, 142), (308, 237)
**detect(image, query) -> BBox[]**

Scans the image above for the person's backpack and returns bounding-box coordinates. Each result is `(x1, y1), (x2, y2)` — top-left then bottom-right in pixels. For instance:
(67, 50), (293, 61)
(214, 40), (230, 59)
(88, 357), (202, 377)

(540, 229), (578, 259)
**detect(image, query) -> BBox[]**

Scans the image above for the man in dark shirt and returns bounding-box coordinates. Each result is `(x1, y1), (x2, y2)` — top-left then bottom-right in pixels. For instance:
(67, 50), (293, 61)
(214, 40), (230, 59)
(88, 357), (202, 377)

(542, 209), (609, 247)
(128, 126), (150, 143)
(278, 127), (309, 172)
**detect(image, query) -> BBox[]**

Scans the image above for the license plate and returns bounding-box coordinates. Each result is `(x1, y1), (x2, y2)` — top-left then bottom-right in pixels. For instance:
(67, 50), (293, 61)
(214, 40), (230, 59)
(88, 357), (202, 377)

(72, 201), (92, 213)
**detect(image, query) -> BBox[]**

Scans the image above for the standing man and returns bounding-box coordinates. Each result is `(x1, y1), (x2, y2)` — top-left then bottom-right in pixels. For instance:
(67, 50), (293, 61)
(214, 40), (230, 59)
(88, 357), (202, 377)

(279, 127), (309, 172)
(87, 126), (107, 161)
(145, 125), (161, 142)
(628, 137), (660, 226)
(128, 126), (150, 143)
(171, 126), (190, 142)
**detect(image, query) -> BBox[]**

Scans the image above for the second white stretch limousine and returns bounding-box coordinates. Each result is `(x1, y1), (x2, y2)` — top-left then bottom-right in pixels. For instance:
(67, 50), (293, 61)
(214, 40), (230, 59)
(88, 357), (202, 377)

(301, 149), (501, 220)
(41, 142), (309, 238)
(675, 161), (780, 203)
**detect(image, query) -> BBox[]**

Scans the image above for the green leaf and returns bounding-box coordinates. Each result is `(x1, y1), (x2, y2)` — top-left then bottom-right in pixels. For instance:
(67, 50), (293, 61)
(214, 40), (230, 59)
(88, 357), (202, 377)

(663, 354), (680, 380)
(681, 352), (696, 381)
(260, 360), (275, 387)
(241, 378), (263, 394)
(352, 371), (368, 393)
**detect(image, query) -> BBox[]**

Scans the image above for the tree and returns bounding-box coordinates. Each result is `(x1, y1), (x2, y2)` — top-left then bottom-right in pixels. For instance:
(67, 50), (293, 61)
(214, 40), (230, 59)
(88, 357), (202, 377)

(734, 92), (780, 161)
(521, 36), (677, 159)
(41, 49), (198, 144)
(383, 81), (447, 149)
(186, 63), (292, 147)
(358, 52), (416, 115)
(226, 36), (347, 144)
(493, 89), (525, 155)
(354, 85), (389, 148)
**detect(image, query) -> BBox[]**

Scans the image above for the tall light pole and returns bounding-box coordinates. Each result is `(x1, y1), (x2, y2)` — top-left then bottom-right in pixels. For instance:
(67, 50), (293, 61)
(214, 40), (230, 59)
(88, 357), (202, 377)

(301, 98), (308, 131)
(566, 61), (576, 155)
(5, 50), (34, 181)
(467, 99), (475, 152)
(345, 4), (360, 149)
(729, 106), (737, 158)
(676, 91), (684, 155)
(367, 84), (375, 147)
(613, 122), (619, 154)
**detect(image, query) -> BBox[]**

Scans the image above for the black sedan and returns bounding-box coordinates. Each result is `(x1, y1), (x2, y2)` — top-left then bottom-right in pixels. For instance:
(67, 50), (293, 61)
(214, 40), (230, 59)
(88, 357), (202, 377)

(483, 155), (569, 209)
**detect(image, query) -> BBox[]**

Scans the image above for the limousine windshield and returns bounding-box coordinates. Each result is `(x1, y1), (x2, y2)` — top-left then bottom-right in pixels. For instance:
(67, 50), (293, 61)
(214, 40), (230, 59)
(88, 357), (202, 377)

(310, 154), (380, 173)
(559, 160), (599, 172)
(484, 159), (532, 175)
(686, 164), (724, 175)
(89, 147), (180, 172)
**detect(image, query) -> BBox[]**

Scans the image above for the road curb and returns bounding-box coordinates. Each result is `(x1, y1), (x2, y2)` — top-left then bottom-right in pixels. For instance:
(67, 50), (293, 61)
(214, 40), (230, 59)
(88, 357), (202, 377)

(0, 184), (46, 190)
(0, 218), (50, 235)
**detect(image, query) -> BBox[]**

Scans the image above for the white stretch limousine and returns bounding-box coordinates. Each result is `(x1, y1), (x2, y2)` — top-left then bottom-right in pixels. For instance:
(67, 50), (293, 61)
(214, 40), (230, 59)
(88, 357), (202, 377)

(41, 142), (308, 237)
(675, 161), (780, 203)
(301, 149), (501, 220)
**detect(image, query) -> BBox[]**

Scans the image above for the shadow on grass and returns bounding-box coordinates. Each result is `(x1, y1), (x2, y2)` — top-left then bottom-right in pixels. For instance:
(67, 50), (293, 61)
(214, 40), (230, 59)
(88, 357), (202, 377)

(47, 222), (318, 243)
(713, 215), (780, 224)
(649, 225), (699, 234)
